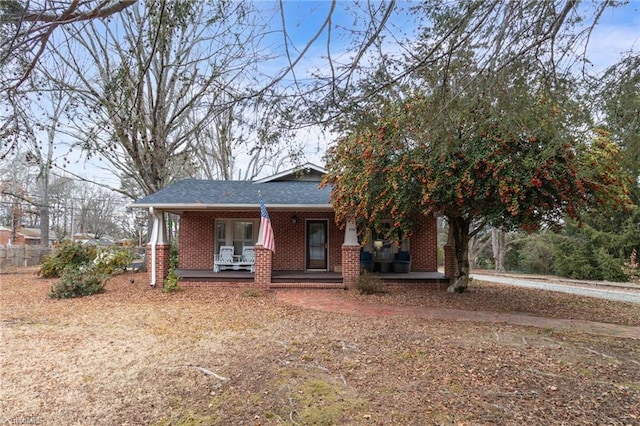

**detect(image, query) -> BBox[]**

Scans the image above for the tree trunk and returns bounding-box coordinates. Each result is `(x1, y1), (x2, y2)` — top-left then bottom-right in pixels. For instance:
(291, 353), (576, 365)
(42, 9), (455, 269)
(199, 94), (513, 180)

(447, 216), (471, 293)
(39, 203), (49, 262)
(491, 227), (506, 272)
(10, 198), (21, 244)
(40, 172), (50, 250)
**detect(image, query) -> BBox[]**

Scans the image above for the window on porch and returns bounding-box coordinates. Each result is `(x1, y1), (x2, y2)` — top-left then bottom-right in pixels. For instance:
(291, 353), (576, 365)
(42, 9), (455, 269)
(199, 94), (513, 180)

(366, 223), (409, 261)
(216, 219), (258, 254)
(372, 225), (394, 261)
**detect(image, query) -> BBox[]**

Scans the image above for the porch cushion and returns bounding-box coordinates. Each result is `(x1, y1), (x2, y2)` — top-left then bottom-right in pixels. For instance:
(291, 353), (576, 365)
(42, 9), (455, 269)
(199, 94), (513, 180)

(393, 251), (411, 273)
(360, 251), (374, 272)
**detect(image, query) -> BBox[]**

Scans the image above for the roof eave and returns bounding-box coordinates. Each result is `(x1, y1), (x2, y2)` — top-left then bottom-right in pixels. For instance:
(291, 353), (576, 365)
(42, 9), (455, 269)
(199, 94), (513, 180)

(130, 203), (334, 212)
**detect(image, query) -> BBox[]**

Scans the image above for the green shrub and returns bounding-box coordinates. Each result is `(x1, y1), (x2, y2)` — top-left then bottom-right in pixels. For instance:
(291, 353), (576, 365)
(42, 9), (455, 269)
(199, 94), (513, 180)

(356, 271), (386, 295)
(93, 246), (136, 274)
(161, 243), (181, 293)
(169, 243), (179, 269)
(49, 266), (107, 299)
(163, 269), (180, 293)
(43, 242), (136, 298)
(514, 233), (555, 275)
(39, 241), (94, 278)
(552, 234), (599, 280)
(596, 248), (628, 282)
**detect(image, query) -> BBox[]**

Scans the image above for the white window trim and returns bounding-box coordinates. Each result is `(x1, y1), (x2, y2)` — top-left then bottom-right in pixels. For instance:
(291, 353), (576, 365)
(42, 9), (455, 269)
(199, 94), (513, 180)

(215, 218), (259, 252)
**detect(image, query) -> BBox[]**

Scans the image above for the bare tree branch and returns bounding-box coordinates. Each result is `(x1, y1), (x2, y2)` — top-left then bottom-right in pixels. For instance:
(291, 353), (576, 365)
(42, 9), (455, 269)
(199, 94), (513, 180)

(1, 1), (137, 90)
(14, 0), (136, 23)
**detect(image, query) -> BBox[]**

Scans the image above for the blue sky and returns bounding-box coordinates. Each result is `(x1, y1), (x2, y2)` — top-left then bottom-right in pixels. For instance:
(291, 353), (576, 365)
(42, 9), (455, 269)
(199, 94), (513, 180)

(273, 0), (639, 74)
(60, 0), (640, 182)
(584, 0), (639, 71)
(273, 0), (640, 166)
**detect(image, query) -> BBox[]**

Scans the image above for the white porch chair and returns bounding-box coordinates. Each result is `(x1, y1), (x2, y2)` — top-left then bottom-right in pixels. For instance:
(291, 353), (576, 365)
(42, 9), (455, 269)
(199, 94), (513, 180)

(241, 246), (255, 273)
(214, 245), (235, 272)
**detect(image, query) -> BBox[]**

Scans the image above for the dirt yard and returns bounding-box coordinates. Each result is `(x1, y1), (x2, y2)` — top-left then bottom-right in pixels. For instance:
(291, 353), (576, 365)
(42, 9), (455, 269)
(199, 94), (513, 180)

(2, 268), (639, 425)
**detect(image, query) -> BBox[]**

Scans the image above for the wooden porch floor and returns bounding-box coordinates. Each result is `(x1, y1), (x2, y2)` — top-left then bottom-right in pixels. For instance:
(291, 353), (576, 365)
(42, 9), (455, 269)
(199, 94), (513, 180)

(175, 269), (449, 286)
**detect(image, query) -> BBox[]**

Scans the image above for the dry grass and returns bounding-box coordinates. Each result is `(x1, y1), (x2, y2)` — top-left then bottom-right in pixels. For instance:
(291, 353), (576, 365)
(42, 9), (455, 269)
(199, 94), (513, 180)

(2, 267), (640, 425)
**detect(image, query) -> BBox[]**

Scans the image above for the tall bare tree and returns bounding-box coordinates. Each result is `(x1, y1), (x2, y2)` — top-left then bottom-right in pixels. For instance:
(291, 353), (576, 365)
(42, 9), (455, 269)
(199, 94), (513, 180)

(33, 0), (272, 197)
(72, 184), (126, 239)
(0, 0), (136, 90)
(3, 1), (634, 190)
(491, 228), (507, 272)
(24, 65), (80, 249)
(0, 1), (137, 157)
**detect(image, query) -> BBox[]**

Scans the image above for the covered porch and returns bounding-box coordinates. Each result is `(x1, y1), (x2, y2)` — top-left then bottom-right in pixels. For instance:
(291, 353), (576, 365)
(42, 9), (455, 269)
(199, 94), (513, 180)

(133, 163), (453, 290)
(143, 210), (450, 289)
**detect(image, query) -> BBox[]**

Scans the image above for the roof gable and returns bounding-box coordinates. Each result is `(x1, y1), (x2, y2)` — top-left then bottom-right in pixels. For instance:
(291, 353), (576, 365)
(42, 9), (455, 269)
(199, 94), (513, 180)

(253, 162), (326, 183)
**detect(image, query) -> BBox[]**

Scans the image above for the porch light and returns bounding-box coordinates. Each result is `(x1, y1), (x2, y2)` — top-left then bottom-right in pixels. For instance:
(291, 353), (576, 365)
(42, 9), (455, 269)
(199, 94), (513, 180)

(291, 214), (298, 224)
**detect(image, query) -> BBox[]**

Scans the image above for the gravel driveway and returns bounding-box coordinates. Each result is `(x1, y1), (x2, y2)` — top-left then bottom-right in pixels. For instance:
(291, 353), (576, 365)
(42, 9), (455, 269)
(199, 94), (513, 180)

(471, 273), (640, 304)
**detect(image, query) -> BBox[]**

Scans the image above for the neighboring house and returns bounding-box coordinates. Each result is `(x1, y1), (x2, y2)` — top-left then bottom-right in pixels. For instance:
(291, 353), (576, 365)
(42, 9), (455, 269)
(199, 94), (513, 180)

(0, 226), (57, 246)
(72, 233), (115, 246)
(132, 163), (449, 289)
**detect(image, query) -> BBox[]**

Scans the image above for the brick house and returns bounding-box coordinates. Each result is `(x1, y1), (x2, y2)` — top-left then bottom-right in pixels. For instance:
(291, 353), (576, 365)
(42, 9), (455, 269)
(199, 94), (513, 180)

(0, 226), (57, 246)
(132, 163), (447, 289)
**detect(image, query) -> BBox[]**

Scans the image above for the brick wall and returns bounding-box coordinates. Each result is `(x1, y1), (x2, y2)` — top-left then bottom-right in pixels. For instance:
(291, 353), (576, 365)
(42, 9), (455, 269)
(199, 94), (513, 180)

(146, 243), (170, 287)
(0, 230), (25, 245)
(180, 281), (347, 289)
(341, 244), (360, 289)
(0, 230), (10, 245)
(271, 211), (341, 271)
(176, 210), (438, 274)
(409, 214), (438, 271)
(179, 211), (255, 270)
(327, 215), (343, 272)
(179, 210), (341, 272)
(179, 212), (213, 269)
(254, 245), (272, 287)
(270, 211), (305, 270)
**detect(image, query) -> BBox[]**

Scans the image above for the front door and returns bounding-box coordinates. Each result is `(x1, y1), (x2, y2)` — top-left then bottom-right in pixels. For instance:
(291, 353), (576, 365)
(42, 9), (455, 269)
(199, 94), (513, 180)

(306, 220), (328, 270)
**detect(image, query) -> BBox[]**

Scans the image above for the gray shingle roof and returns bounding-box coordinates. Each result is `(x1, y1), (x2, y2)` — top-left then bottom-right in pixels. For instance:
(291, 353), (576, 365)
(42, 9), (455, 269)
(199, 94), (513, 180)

(131, 179), (333, 209)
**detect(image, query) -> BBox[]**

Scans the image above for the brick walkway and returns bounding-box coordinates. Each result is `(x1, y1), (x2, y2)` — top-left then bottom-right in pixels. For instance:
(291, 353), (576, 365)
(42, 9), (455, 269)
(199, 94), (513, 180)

(275, 289), (640, 340)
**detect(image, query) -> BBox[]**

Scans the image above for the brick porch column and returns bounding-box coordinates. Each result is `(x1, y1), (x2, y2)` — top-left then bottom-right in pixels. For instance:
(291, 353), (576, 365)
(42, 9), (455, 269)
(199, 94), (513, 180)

(342, 245), (360, 289)
(444, 244), (454, 282)
(342, 219), (360, 289)
(147, 243), (171, 287)
(254, 244), (272, 288)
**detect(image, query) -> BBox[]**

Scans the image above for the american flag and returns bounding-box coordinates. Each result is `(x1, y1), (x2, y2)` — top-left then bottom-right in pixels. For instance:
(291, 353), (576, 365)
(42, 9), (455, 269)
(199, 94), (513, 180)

(259, 194), (275, 252)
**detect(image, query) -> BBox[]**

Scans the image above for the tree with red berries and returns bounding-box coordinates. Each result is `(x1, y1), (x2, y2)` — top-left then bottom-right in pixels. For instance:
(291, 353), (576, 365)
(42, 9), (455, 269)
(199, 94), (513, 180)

(322, 64), (631, 293)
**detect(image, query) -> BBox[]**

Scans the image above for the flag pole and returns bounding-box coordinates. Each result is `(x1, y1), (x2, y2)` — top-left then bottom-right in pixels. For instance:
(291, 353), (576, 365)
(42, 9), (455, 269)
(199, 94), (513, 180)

(257, 191), (264, 246)
(258, 191), (275, 252)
